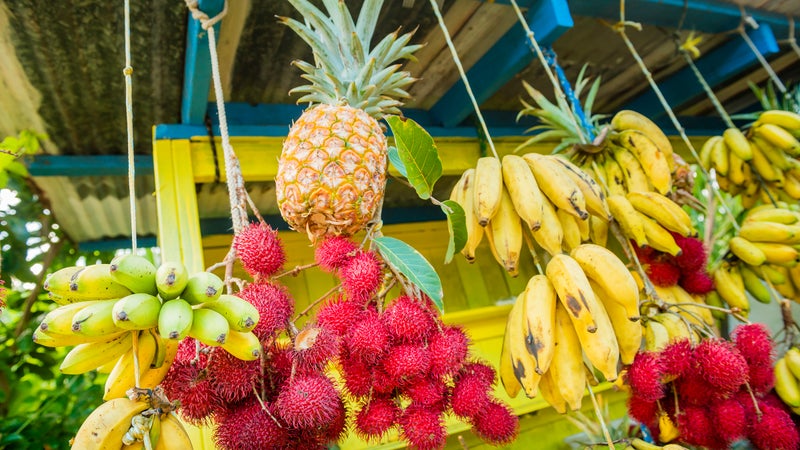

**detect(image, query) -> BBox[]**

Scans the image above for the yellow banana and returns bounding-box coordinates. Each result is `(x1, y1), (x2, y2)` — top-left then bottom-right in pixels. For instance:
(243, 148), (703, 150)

(33, 328), (126, 348)
(451, 169), (484, 262)
(658, 411), (681, 443)
(745, 206), (799, 224)
(750, 242), (799, 266)
(729, 236), (767, 266)
(524, 153), (589, 220)
(487, 187), (523, 275)
(499, 312), (523, 399)
(782, 173), (800, 199)
(537, 368), (568, 414)
(739, 221), (800, 245)
(157, 413), (193, 449)
(775, 357), (800, 407)
(652, 312), (694, 343)
(39, 301), (101, 336)
(43, 266), (85, 304)
(710, 136), (730, 176)
(570, 243), (640, 321)
(589, 279), (642, 365)
(637, 211), (682, 256)
(727, 148), (747, 186)
(616, 130), (672, 194)
(626, 191), (695, 237)
(473, 156), (503, 226)
(643, 319), (670, 352)
(755, 122), (800, 155)
(611, 144), (651, 193)
(751, 135), (793, 171)
(71, 398), (150, 450)
(785, 348), (800, 379)
(137, 339), (179, 392)
(772, 265), (797, 298)
(502, 154), (545, 231)
(668, 285), (714, 328)
(756, 110), (800, 131)
(522, 275), (557, 376)
(611, 109), (675, 170)
(72, 298), (125, 337)
(222, 330), (262, 361)
(722, 127), (753, 160)
(61, 332), (134, 374)
(549, 303), (586, 411)
(589, 214), (608, 247)
(552, 156), (610, 220)
(503, 292), (540, 398)
(531, 197), (564, 257)
(607, 194), (648, 248)
(749, 139), (785, 185)
(104, 330), (158, 400)
(713, 264), (749, 315)
(698, 135), (720, 170)
(557, 208), (582, 251)
(602, 155), (629, 196)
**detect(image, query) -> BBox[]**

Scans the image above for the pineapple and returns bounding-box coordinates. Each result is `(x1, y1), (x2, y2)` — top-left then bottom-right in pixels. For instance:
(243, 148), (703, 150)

(276, 0), (420, 240)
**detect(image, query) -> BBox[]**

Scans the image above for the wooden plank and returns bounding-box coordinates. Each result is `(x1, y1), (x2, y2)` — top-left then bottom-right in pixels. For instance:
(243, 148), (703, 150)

(152, 139), (182, 262)
(171, 140), (205, 272)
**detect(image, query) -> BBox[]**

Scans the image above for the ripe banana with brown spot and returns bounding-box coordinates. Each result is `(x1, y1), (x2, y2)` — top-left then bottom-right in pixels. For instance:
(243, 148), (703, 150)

(551, 156), (610, 220)
(611, 143), (652, 193)
(611, 109), (675, 171)
(588, 279), (642, 365)
(524, 153), (589, 220)
(571, 243), (640, 321)
(602, 155), (629, 196)
(607, 194), (648, 247)
(501, 291), (540, 398)
(548, 302), (586, 411)
(487, 186), (523, 275)
(531, 197), (564, 257)
(522, 274), (557, 376)
(473, 156), (503, 226)
(501, 154), (545, 231)
(616, 130), (672, 194)
(626, 191), (695, 237)
(450, 168), (483, 262)
(39, 301), (101, 336)
(71, 397), (150, 450)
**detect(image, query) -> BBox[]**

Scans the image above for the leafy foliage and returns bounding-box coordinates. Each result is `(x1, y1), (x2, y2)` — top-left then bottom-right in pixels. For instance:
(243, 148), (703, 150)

(373, 236), (444, 312)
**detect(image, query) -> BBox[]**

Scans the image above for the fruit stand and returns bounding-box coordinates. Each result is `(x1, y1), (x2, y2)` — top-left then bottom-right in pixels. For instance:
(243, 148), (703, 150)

(2, 0), (800, 449)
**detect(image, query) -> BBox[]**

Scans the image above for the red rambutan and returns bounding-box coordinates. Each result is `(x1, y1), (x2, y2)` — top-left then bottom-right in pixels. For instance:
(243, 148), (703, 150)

(346, 309), (390, 364)
(315, 236), (358, 272)
(340, 250), (383, 303)
(239, 282), (294, 341)
(732, 323), (774, 367)
(175, 337), (209, 365)
(748, 362), (775, 396)
(161, 361), (220, 424)
(293, 324), (340, 371)
(627, 395), (659, 431)
(355, 395), (399, 439)
(675, 364), (715, 406)
(451, 372), (492, 418)
(695, 339), (748, 396)
(679, 270), (714, 295)
(233, 222), (286, 278)
(748, 401), (800, 450)
(627, 351), (666, 402)
(471, 400), (519, 445)
(276, 373), (341, 429)
(372, 365), (400, 395)
(709, 397), (747, 443)
(321, 397), (348, 444)
(213, 398), (289, 450)
(459, 361), (497, 385)
(399, 405), (446, 450)
(382, 344), (431, 381)
(645, 261), (680, 287)
(316, 296), (361, 338)
(659, 339), (693, 381)
(676, 406), (718, 448)
(634, 242), (657, 262)
(382, 295), (437, 344)
(406, 376), (447, 407)
(207, 348), (261, 403)
(342, 353), (374, 398)
(428, 326), (469, 377)
(672, 233), (708, 272)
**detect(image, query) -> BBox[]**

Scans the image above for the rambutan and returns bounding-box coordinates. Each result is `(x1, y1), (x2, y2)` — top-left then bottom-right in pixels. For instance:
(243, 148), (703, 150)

(339, 250), (383, 303)
(748, 362), (775, 396)
(207, 348), (261, 403)
(293, 324), (340, 371)
(233, 222), (285, 278)
(428, 326), (469, 377)
(213, 398), (289, 450)
(645, 260), (680, 287)
(732, 323), (774, 367)
(676, 406), (717, 448)
(471, 400), (519, 445)
(748, 401), (800, 450)
(315, 296), (361, 338)
(627, 395), (659, 431)
(372, 365), (400, 395)
(321, 397), (348, 444)
(399, 405), (446, 450)
(659, 339), (693, 381)
(627, 351), (666, 402)
(679, 270), (714, 295)
(406, 376), (447, 407)
(175, 337), (209, 365)
(239, 282), (294, 341)
(382, 295), (437, 344)
(161, 361), (220, 425)
(675, 364), (715, 406)
(672, 233), (708, 272)
(355, 395), (399, 439)
(382, 343), (431, 381)
(346, 309), (390, 364)
(709, 397), (747, 443)
(451, 372), (492, 418)
(695, 339), (748, 396)
(460, 361), (497, 386)
(276, 373), (340, 429)
(315, 236), (358, 272)
(342, 353), (374, 398)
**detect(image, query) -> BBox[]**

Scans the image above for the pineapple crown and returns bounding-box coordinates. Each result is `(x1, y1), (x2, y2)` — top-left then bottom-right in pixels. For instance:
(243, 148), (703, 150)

(281, 0), (422, 119)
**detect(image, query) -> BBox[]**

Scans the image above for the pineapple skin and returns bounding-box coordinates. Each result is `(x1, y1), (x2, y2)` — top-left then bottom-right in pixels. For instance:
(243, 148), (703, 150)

(276, 103), (388, 240)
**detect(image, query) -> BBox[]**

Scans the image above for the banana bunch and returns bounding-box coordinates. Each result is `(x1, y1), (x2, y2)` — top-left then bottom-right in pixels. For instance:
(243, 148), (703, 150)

(499, 246), (642, 413)
(451, 153), (610, 274)
(774, 347), (800, 414)
(607, 191), (695, 256)
(698, 110), (800, 207)
(607, 110), (677, 194)
(71, 396), (193, 450)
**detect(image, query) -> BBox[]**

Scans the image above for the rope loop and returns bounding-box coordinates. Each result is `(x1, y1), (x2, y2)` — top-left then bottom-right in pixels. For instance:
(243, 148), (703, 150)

(185, 0), (228, 30)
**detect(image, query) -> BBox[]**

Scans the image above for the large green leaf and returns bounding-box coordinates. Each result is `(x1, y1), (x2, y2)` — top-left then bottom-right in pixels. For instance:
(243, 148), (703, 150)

(386, 116), (442, 200)
(387, 146), (408, 178)
(373, 236), (444, 312)
(441, 200), (467, 264)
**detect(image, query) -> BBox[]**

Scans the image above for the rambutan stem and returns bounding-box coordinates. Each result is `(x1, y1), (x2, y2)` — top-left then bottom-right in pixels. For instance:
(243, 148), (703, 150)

(610, 221), (666, 308)
(586, 383), (615, 449)
(745, 382), (763, 419)
(293, 283), (341, 322)
(274, 262), (319, 280)
(252, 385), (284, 428)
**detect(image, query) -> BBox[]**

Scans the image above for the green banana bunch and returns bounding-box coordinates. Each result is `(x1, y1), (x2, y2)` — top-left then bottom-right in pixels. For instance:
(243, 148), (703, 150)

(109, 254), (158, 295)
(112, 293), (162, 330)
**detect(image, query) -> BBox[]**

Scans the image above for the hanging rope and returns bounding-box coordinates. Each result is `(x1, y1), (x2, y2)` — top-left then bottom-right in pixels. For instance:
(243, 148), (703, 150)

(738, 7), (788, 95)
(783, 17), (800, 61)
(184, 0), (248, 235)
(123, 0), (137, 252)
(676, 37), (736, 129)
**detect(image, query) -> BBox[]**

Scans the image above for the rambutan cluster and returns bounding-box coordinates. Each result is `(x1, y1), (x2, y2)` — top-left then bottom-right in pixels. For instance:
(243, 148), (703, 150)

(634, 233), (714, 294)
(626, 324), (798, 450)
(234, 221), (286, 280)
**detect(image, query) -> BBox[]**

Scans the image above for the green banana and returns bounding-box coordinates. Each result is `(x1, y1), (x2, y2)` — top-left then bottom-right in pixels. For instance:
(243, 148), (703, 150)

(155, 261), (189, 300)
(740, 265), (772, 304)
(112, 293), (162, 330)
(200, 294), (259, 332)
(109, 254), (158, 295)
(157, 298), (194, 341)
(222, 330), (262, 361)
(181, 272), (224, 305)
(70, 264), (134, 300)
(188, 308), (229, 346)
(43, 266), (84, 303)
(71, 298), (123, 337)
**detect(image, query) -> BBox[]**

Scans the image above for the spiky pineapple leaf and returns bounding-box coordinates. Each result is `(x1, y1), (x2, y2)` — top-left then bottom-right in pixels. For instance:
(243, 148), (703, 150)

(386, 116), (442, 200)
(441, 200), (467, 264)
(373, 236), (444, 311)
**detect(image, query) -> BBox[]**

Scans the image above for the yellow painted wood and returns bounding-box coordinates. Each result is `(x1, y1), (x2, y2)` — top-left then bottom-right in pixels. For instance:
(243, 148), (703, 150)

(153, 138), (181, 263)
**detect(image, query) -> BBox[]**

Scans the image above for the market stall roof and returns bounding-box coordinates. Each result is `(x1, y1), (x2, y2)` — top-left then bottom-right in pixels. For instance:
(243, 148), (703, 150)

(1, 0), (798, 249)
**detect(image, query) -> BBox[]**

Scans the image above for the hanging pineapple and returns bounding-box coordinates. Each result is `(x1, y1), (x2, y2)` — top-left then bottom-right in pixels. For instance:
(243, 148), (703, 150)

(276, 0), (420, 240)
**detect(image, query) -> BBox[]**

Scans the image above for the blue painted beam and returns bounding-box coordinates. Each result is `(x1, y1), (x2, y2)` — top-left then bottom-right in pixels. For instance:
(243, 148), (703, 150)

(430, 0), (573, 128)
(181, 0), (225, 125)
(28, 155), (154, 177)
(79, 236), (158, 252)
(621, 25), (779, 121)
(568, 0), (793, 35)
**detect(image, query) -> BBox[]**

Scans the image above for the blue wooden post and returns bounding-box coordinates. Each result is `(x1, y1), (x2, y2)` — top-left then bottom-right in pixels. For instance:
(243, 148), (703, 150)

(181, 0), (226, 125)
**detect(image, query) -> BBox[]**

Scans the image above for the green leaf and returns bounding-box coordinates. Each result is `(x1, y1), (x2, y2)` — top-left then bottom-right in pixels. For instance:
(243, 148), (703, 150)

(387, 146), (408, 178)
(441, 200), (467, 264)
(386, 116), (442, 200)
(373, 236), (444, 311)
